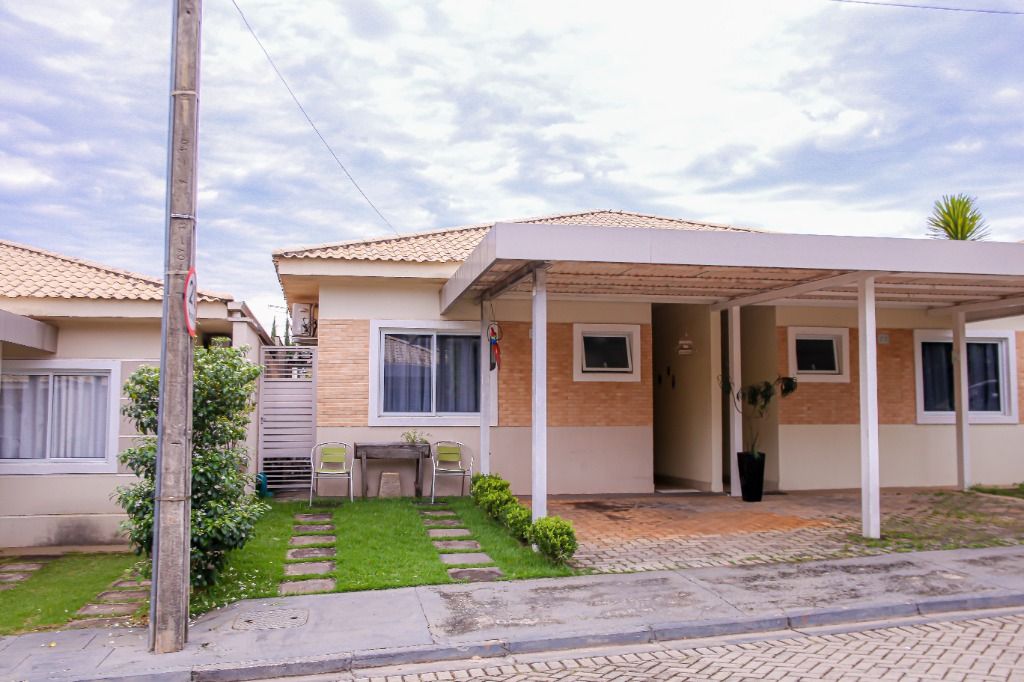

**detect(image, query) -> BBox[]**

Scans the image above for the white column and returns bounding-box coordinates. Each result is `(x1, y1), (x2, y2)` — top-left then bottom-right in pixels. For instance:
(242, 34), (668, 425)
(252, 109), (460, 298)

(952, 311), (971, 491)
(531, 268), (548, 521)
(858, 277), (881, 539)
(728, 307), (742, 497)
(479, 302), (492, 475)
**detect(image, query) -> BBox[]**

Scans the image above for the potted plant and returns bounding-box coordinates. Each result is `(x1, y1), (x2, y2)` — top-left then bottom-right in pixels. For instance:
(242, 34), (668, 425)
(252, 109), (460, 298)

(721, 376), (797, 502)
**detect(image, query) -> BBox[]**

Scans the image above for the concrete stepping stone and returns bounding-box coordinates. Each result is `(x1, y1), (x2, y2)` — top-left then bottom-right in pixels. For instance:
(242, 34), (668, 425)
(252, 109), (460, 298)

(294, 524), (334, 532)
(294, 513), (332, 522)
(0, 572), (30, 583)
(78, 602), (139, 617)
(433, 540), (481, 550)
(66, 617), (131, 629)
(289, 535), (335, 546)
(423, 519), (462, 528)
(420, 510), (457, 517)
(284, 561), (334, 577)
(279, 578), (335, 595)
(112, 579), (151, 589)
(439, 553), (493, 565)
(0, 562), (44, 572)
(286, 547), (335, 560)
(428, 528), (471, 538)
(97, 590), (148, 603)
(447, 567), (504, 582)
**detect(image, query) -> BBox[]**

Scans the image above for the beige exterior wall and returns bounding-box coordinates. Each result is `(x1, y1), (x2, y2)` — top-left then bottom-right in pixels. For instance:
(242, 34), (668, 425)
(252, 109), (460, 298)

(772, 307), (1024, 489)
(652, 304), (722, 491)
(741, 306), (781, 490)
(313, 280), (654, 495)
(0, 306), (264, 548)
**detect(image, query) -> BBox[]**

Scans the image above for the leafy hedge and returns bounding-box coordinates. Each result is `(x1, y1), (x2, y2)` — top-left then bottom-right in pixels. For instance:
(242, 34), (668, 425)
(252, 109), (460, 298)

(116, 344), (269, 587)
(470, 473), (577, 563)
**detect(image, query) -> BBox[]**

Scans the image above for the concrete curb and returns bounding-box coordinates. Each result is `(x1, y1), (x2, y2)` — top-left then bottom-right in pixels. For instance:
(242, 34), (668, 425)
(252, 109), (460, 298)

(59, 591), (1024, 682)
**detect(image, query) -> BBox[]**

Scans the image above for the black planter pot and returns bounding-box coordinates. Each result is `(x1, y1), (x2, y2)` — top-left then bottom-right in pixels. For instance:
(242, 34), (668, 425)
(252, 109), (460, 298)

(737, 451), (765, 502)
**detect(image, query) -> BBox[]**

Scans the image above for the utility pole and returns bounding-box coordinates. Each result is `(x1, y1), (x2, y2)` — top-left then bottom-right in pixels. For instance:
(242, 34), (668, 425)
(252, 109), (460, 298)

(150, 0), (202, 654)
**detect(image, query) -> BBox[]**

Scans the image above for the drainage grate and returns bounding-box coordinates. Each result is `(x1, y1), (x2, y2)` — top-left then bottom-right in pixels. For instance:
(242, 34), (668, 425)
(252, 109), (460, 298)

(232, 608), (309, 631)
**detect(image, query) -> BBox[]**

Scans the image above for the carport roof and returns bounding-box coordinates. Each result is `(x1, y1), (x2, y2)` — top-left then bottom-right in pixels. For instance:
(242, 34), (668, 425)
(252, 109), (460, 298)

(440, 222), (1024, 321)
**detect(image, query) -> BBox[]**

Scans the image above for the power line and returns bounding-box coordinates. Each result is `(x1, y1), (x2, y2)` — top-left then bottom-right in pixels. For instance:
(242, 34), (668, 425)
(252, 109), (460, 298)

(828, 0), (1024, 15)
(228, 0), (399, 235)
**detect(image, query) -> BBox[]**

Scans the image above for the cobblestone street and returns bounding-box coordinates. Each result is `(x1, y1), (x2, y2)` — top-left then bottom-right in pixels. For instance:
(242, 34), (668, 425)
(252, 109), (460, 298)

(549, 490), (1024, 573)
(341, 611), (1024, 682)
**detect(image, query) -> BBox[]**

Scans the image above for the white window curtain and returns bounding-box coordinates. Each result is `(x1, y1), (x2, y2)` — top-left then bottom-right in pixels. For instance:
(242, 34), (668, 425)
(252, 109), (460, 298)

(436, 334), (480, 413)
(0, 374), (49, 459)
(0, 372), (109, 460)
(50, 374), (109, 458)
(383, 334), (433, 413)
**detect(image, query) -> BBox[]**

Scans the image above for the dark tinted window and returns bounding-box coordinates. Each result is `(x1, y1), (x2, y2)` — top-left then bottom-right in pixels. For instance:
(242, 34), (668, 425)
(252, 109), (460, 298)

(795, 338), (838, 373)
(582, 335), (631, 372)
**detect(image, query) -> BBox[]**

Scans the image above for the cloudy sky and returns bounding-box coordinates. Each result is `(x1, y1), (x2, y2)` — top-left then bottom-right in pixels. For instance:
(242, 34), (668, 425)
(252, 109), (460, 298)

(1, 0), (1022, 329)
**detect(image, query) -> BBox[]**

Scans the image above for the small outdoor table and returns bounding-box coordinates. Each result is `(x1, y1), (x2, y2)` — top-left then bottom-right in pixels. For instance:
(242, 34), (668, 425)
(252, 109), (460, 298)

(353, 441), (431, 498)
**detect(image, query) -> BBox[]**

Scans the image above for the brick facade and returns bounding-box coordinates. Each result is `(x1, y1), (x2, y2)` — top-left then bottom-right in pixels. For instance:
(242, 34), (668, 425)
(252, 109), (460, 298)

(778, 327), (1024, 425)
(317, 319), (369, 426)
(498, 322), (653, 427)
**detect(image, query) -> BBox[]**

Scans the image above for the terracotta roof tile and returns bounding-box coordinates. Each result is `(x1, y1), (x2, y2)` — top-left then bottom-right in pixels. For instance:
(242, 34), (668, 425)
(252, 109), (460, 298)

(274, 209), (759, 264)
(0, 240), (231, 302)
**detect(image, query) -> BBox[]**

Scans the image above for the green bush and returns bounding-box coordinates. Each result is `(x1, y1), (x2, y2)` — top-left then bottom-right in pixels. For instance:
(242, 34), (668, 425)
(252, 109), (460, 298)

(471, 473), (510, 502)
(479, 489), (518, 518)
(502, 504), (532, 542)
(530, 516), (578, 564)
(116, 344), (269, 587)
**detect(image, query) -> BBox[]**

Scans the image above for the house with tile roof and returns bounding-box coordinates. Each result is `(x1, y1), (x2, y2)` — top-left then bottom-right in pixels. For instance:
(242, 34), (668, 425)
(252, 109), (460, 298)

(273, 208), (1024, 535)
(0, 240), (270, 548)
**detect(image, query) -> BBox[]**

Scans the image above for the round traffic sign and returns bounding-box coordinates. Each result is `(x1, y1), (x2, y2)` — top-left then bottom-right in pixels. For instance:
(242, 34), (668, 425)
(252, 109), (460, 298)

(184, 267), (198, 338)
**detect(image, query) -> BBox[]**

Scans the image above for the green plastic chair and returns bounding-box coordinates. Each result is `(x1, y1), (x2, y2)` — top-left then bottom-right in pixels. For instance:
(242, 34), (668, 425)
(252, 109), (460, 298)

(430, 441), (473, 503)
(310, 441), (354, 506)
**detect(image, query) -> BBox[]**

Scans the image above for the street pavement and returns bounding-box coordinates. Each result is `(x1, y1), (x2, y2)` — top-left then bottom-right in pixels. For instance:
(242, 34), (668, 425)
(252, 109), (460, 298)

(2, 545), (1024, 681)
(268, 608), (1024, 681)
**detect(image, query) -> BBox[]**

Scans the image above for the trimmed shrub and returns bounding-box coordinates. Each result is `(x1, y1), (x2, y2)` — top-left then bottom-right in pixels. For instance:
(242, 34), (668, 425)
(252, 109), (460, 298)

(479, 489), (518, 518)
(530, 516), (578, 564)
(116, 344), (269, 587)
(502, 504), (532, 542)
(471, 473), (510, 503)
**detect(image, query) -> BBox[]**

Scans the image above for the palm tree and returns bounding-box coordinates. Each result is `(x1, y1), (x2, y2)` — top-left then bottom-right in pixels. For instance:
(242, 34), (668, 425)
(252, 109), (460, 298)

(927, 194), (990, 241)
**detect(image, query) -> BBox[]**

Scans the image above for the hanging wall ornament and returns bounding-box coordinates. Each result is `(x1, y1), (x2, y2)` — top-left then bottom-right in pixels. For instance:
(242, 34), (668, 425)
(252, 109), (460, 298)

(487, 322), (503, 370)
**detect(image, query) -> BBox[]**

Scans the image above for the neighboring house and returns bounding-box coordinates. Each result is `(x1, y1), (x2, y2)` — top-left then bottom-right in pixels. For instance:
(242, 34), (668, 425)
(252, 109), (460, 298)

(273, 209), (1024, 534)
(0, 240), (270, 548)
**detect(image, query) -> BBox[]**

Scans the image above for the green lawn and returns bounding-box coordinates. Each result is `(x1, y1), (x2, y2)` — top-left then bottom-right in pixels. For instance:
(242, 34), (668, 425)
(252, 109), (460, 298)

(190, 496), (574, 615)
(973, 483), (1024, 500)
(0, 553), (135, 635)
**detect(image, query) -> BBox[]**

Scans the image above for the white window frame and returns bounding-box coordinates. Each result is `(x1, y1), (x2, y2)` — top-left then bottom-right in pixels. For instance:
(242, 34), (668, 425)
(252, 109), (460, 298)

(913, 329), (1018, 425)
(787, 326), (850, 383)
(0, 359), (121, 474)
(572, 323), (642, 383)
(369, 320), (495, 427)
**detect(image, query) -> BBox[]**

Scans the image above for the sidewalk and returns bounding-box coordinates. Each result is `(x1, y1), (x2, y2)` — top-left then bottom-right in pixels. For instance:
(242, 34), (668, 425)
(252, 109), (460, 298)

(2, 545), (1023, 682)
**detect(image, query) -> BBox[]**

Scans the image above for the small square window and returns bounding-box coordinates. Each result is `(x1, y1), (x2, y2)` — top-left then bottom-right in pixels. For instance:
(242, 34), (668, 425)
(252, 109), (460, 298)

(787, 327), (850, 383)
(573, 324), (642, 383)
(582, 334), (632, 373)
(795, 337), (839, 374)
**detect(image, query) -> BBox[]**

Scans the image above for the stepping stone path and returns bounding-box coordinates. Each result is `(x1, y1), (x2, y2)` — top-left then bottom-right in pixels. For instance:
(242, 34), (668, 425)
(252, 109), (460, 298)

(0, 557), (49, 591)
(280, 512), (337, 595)
(417, 503), (504, 582)
(71, 566), (151, 629)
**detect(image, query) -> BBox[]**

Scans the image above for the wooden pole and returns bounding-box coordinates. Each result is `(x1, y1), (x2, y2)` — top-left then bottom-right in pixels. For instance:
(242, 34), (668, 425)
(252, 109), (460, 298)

(150, 0), (202, 654)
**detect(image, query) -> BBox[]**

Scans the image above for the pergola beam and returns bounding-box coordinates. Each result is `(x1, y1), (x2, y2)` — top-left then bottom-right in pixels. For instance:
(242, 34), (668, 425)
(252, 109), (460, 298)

(928, 293), (1024, 317)
(480, 260), (548, 303)
(710, 271), (882, 311)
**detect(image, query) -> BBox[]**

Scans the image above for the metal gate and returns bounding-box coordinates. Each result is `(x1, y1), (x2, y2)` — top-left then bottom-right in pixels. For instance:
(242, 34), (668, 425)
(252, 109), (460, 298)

(258, 346), (316, 491)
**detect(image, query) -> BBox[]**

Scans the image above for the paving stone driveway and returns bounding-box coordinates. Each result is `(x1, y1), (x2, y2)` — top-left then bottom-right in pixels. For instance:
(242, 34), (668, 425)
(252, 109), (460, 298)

(350, 611), (1024, 681)
(549, 490), (1024, 573)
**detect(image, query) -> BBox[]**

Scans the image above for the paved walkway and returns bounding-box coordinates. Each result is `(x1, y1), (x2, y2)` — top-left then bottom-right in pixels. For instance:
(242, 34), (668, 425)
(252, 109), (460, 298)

(330, 610), (1024, 681)
(553, 490), (1024, 572)
(2, 545), (1023, 681)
